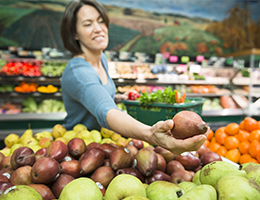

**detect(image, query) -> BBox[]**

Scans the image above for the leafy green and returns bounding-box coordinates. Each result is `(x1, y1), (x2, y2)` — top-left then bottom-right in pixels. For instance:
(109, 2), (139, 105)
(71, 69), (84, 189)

(136, 87), (181, 104)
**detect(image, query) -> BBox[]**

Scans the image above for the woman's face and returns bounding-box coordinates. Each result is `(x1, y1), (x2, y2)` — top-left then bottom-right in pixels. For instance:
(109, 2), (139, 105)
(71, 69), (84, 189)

(75, 5), (108, 54)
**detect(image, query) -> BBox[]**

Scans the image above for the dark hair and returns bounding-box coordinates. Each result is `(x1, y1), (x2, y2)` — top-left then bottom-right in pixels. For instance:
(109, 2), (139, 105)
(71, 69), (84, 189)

(60, 0), (109, 55)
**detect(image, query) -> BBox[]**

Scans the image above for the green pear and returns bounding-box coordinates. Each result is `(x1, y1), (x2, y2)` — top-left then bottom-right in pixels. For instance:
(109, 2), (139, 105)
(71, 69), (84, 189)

(58, 177), (103, 200)
(10, 143), (23, 154)
(243, 163), (260, 186)
(34, 131), (53, 141)
(20, 129), (33, 145)
(0, 185), (42, 200)
(178, 184), (217, 200)
(76, 130), (92, 140)
(179, 181), (197, 192)
(52, 124), (66, 139)
(91, 130), (102, 143)
(105, 174), (146, 200)
(200, 161), (246, 186)
(192, 170), (201, 185)
(23, 137), (39, 147)
(146, 180), (185, 200)
(122, 196), (150, 200)
(73, 124), (87, 133)
(241, 162), (259, 170)
(215, 175), (260, 199)
(63, 130), (77, 142)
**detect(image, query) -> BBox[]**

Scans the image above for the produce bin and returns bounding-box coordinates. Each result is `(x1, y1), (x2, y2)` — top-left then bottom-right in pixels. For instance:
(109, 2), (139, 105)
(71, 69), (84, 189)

(123, 98), (205, 126)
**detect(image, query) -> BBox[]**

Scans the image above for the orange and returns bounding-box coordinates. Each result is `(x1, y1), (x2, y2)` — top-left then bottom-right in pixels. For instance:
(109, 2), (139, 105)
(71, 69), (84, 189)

(239, 154), (252, 164)
(249, 129), (260, 143)
(224, 136), (240, 150)
(239, 120), (245, 130)
(256, 151), (260, 163)
(244, 117), (260, 132)
(207, 129), (214, 141)
(238, 140), (251, 154)
(216, 145), (228, 157)
(248, 158), (259, 164)
(225, 123), (240, 136)
(215, 127), (226, 136)
(209, 140), (221, 153)
(204, 139), (210, 148)
(237, 130), (250, 142)
(225, 149), (241, 163)
(248, 140), (260, 158)
(215, 130), (228, 145)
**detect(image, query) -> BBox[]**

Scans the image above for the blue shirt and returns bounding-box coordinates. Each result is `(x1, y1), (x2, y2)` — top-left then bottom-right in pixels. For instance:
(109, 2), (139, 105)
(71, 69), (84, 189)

(61, 53), (119, 131)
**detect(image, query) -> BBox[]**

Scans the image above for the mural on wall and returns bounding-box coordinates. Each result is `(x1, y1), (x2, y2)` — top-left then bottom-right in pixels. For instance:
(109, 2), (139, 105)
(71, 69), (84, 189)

(0, 0), (259, 58)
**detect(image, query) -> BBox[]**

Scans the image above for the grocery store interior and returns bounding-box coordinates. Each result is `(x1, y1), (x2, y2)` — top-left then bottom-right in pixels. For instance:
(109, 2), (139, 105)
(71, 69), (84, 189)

(0, 1), (260, 155)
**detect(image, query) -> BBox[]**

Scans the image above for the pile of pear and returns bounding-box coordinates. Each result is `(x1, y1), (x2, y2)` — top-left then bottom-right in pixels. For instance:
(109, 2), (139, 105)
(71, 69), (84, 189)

(1, 123), (149, 157)
(0, 124), (259, 199)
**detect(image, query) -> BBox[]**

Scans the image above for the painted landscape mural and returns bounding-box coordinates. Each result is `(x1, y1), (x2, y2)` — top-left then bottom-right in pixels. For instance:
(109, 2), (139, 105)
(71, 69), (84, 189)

(0, 0), (259, 57)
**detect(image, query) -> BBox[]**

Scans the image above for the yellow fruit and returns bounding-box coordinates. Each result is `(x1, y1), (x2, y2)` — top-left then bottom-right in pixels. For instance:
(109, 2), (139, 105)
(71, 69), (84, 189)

(73, 124), (88, 133)
(27, 144), (42, 153)
(83, 138), (94, 146)
(38, 138), (52, 148)
(0, 148), (11, 156)
(20, 129), (33, 145)
(90, 130), (102, 143)
(116, 137), (129, 147)
(55, 137), (68, 145)
(4, 133), (20, 148)
(143, 141), (151, 148)
(100, 127), (114, 138)
(100, 138), (117, 145)
(52, 124), (67, 139)
(34, 131), (53, 141)
(111, 133), (122, 142)
(10, 143), (23, 154)
(76, 130), (92, 140)
(63, 130), (77, 142)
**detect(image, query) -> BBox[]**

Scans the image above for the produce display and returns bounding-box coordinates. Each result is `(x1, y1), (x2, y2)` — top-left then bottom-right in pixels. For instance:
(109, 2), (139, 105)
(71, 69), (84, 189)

(22, 97), (65, 113)
(205, 117), (260, 165)
(0, 113), (260, 199)
(0, 60), (42, 77)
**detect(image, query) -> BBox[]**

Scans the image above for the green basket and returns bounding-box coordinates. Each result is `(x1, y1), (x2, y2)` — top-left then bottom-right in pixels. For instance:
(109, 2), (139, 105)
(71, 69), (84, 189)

(123, 98), (205, 126)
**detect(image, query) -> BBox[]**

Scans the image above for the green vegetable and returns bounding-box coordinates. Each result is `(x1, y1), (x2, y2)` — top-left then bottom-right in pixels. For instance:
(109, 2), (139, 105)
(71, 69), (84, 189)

(137, 87), (184, 104)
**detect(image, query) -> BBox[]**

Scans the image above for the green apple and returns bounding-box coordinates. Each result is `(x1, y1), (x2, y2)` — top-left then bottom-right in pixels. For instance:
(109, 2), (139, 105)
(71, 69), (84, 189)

(105, 174), (146, 200)
(179, 184), (217, 200)
(58, 177), (103, 200)
(146, 180), (185, 200)
(215, 174), (260, 199)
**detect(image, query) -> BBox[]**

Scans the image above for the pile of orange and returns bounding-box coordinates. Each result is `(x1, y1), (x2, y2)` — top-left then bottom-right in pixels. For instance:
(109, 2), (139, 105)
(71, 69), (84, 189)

(204, 117), (260, 165)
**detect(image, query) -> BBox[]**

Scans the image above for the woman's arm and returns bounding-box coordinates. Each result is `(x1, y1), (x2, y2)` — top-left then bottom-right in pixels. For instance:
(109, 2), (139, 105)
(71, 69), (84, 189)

(106, 108), (208, 155)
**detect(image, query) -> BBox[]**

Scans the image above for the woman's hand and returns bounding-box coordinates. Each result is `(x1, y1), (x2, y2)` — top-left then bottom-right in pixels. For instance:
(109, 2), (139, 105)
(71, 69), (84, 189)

(147, 119), (209, 155)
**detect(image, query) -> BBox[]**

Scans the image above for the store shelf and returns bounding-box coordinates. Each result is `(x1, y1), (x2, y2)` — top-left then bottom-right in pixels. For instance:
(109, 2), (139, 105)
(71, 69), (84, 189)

(202, 109), (244, 117)
(0, 112), (66, 121)
(0, 92), (62, 98)
(113, 78), (229, 85)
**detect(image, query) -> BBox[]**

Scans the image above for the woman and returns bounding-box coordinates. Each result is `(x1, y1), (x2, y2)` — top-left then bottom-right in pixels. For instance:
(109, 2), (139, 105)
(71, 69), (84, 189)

(60, 0), (208, 154)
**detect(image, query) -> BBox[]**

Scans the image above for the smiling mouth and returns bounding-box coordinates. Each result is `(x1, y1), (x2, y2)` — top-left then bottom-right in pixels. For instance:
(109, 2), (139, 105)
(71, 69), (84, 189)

(93, 36), (104, 40)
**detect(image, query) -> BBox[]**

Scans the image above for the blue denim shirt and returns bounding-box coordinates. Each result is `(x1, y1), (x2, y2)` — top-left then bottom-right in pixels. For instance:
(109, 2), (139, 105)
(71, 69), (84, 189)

(61, 53), (119, 131)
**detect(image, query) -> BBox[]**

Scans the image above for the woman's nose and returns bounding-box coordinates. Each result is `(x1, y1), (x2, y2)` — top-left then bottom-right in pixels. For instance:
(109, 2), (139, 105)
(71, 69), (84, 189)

(93, 22), (102, 32)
